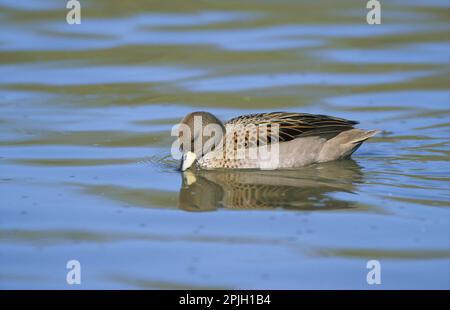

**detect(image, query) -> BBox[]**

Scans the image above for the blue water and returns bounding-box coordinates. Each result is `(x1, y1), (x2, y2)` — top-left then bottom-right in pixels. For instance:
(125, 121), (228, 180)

(0, 0), (449, 289)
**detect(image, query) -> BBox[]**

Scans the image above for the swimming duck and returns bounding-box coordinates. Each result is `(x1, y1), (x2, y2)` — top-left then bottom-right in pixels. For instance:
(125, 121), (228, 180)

(177, 111), (379, 171)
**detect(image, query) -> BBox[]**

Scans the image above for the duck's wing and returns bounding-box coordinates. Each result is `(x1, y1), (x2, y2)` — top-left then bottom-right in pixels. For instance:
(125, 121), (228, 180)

(225, 112), (358, 144)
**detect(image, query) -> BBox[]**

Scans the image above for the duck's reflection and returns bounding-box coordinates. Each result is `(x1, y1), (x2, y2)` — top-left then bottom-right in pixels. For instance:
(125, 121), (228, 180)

(178, 160), (364, 211)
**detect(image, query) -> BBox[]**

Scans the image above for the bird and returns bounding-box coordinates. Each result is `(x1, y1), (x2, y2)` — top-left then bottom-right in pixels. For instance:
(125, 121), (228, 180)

(177, 111), (379, 171)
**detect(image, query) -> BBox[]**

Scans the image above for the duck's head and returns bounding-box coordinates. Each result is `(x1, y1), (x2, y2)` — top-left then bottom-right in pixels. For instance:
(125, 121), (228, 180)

(178, 111), (224, 171)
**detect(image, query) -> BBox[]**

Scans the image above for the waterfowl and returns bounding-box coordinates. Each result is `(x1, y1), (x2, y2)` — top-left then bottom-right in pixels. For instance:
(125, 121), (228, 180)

(177, 111), (379, 171)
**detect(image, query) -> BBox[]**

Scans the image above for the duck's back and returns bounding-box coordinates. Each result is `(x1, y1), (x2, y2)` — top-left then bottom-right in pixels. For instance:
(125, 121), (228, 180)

(198, 112), (378, 169)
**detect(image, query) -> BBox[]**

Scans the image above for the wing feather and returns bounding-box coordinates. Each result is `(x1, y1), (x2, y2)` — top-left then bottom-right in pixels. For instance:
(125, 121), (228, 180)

(225, 112), (357, 145)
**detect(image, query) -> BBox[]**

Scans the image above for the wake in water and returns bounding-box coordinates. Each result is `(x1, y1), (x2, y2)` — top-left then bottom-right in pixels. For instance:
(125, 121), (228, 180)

(138, 153), (179, 172)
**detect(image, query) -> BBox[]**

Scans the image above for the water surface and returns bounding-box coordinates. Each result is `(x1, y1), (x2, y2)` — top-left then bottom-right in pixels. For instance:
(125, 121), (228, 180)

(0, 0), (449, 289)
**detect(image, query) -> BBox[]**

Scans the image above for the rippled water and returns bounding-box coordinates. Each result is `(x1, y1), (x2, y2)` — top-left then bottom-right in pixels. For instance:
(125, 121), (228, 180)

(0, 0), (449, 289)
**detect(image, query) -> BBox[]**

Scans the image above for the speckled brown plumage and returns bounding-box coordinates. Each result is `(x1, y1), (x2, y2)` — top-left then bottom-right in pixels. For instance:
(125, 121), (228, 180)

(178, 111), (379, 170)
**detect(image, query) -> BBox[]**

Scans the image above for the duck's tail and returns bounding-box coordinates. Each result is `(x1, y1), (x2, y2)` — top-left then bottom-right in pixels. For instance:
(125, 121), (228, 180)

(347, 129), (381, 144)
(318, 129), (380, 162)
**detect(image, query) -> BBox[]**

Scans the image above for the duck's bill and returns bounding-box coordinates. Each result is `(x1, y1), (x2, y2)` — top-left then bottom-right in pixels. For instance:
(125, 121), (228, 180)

(180, 151), (197, 171)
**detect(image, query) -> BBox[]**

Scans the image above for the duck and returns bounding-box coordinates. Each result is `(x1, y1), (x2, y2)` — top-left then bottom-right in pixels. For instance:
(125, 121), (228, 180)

(177, 111), (379, 171)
